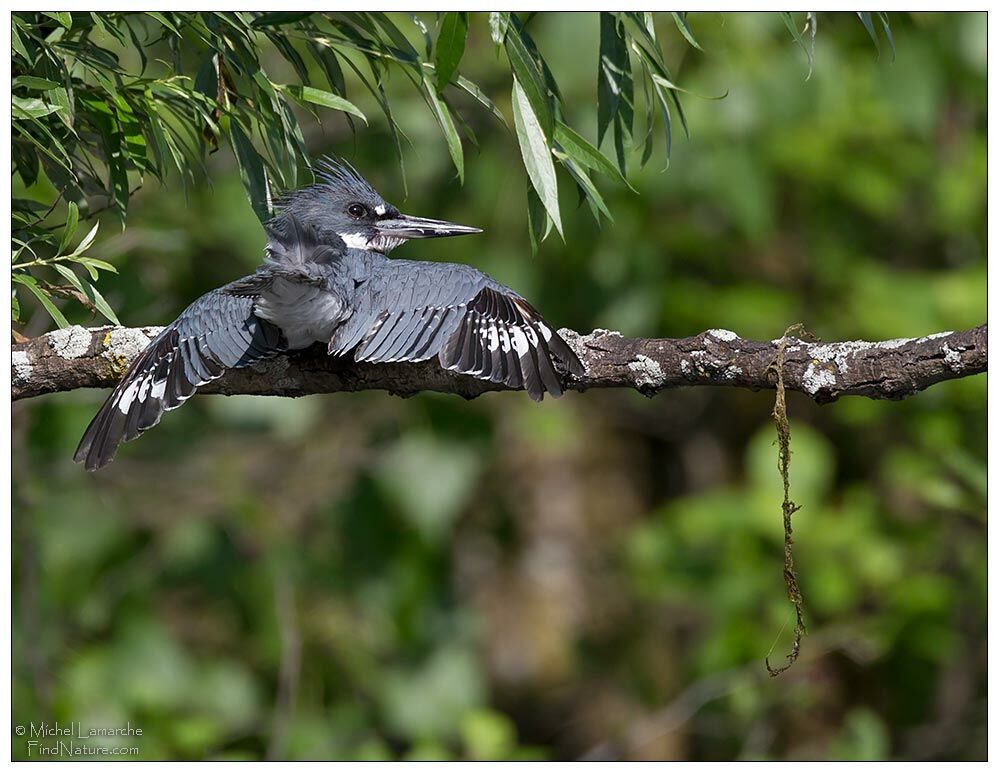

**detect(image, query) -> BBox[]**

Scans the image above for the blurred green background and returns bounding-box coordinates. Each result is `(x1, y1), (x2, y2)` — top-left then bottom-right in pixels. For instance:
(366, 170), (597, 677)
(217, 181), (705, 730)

(12, 12), (986, 761)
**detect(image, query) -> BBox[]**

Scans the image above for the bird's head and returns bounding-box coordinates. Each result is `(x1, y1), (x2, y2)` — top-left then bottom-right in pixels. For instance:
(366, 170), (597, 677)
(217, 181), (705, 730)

(277, 157), (481, 253)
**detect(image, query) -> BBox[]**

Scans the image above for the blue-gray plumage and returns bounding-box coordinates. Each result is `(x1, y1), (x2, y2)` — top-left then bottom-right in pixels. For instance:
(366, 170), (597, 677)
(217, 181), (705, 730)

(75, 159), (584, 470)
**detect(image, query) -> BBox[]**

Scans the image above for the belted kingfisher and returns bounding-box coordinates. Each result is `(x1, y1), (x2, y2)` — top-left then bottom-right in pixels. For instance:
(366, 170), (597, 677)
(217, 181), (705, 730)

(75, 159), (584, 470)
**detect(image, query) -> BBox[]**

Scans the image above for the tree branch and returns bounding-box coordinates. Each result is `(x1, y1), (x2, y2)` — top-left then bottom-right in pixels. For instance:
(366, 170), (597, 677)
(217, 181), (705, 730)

(11, 323), (987, 403)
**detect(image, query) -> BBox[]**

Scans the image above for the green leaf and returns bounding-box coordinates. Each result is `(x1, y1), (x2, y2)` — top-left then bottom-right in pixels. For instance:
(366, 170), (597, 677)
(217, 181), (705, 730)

(435, 12), (468, 92)
(308, 41), (347, 98)
(251, 11), (314, 27)
(145, 11), (181, 36)
(13, 121), (73, 175)
(671, 12), (703, 51)
(230, 122), (272, 223)
(782, 11), (817, 78)
(554, 122), (634, 190)
(278, 85), (367, 123)
(512, 17), (564, 109)
(73, 222), (100, 255)
(877, 12), (896, 61)
(12, 238), (37, 262)
(410, 13), (433, 60)
(12, 25), (29, 60)
(857, 12), (895, 61)
(857, 12), (878, 51)
(42, 11), (72, 29)
(67, 256), (118, 280)
(631, 39), (690, 163)
(84, 281), (121, 325)
(76, 261), (99, 281)
(424, 77), (464, 183)
(13, 274), (70, 329)
(512, 78), (561, 238)
(52, 262), (86, 294)
(505, 23), (553, 141)
(12, 291), (20, 323)
(450, 104), (479, 148)
(81, 96), (129, 220)
(12, 96), (64, 119)
(12, 76), (60, 91)
(526, 185), (551, 254)
(47, 86), (73, 129)
(369, 12), (422, 69)
(597, 13), (619, 145)
(269, 33), (312, 86)
(597, 13), (634, 173)
(489, 12), (510, 47)
(559, 153), (612, 222)
(621, 11), (663, 59)
(90, 12), (127, 45)
(193, 54), (219, 101)
(144, 96), (182, 177)
(434, 11), (468, 92)
(117, 100), (149, 173)
(57, 202), (80, 255)
(649, 73), (727, 100)
(455, 76), (508, 128)
(41, 264), (119, 325)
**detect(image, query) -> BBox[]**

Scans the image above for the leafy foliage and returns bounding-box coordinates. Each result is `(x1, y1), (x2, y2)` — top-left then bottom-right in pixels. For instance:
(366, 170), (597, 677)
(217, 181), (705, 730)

(12, 206), (117, 327)
(12, 11), (893, 331)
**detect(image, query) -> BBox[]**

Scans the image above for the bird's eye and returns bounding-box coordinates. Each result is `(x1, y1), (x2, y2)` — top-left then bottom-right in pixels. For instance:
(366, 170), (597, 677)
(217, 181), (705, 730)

(347, 203), (367, 219)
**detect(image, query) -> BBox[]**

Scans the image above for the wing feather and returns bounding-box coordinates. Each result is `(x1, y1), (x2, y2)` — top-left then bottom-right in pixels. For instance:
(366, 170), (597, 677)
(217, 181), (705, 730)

(339, 260), (580, 400)
(356, 311), (402, 360)
(74, 292), (284, 471)
(405, 308), (449, 362)
(437, 289), (582, 400)
(381, 308), (432, 362)
(459, 312), (480, 373)
(417, 306), (462, 361)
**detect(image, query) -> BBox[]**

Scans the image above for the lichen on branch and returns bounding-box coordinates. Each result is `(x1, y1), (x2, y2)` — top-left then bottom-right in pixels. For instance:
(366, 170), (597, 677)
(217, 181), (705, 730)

(10, 323), (987, 403)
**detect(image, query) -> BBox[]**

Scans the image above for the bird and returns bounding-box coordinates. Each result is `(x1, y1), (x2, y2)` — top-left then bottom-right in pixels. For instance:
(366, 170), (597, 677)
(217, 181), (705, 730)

(74, 158), (585, 471)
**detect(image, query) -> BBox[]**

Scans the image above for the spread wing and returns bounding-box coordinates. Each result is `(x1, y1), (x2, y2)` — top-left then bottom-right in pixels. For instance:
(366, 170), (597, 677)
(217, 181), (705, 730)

(74, 289), (284, 471)
(75, 214), (338, 471)
(328, 260), (584, 401)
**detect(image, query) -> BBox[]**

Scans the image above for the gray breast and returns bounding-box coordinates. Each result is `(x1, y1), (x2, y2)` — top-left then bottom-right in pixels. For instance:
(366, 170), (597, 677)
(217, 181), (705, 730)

(254, 278), (347, 350)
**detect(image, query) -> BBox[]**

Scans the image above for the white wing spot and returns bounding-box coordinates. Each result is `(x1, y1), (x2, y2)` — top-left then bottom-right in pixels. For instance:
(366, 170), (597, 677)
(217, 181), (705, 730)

(118, 381), (139, 413)
(486, 324), (501, 352)
(498, 325), (512, 353)
(510, 327), (529, 356)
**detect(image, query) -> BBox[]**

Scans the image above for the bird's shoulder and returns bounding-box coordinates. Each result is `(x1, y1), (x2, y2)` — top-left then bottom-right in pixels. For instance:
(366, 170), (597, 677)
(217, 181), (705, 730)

(365, 256), (508, 305)
(221, 262), (341, 299)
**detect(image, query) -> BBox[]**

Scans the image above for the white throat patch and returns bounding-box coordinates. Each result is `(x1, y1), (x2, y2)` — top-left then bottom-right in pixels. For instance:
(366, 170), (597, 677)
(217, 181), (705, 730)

(339, 232), (371, 250)
(339, 231), (407, 253)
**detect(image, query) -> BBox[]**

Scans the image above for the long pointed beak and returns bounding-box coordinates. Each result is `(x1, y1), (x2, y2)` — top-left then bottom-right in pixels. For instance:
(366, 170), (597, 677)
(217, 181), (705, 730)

(374, 214), (482, 240)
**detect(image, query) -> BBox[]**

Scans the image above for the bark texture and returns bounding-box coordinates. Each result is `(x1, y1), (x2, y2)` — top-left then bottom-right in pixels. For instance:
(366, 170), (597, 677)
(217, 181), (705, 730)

(11, 323), (987, 403)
